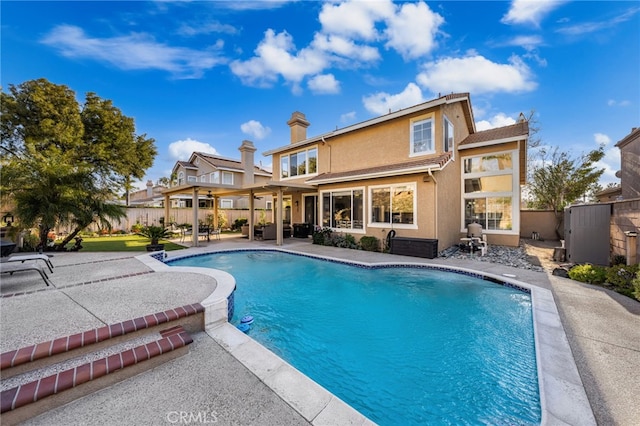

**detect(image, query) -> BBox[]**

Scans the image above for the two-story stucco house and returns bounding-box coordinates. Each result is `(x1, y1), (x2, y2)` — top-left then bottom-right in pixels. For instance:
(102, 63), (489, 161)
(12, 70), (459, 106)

(169, 147), (272, 210)
(263, 93), (528, 249)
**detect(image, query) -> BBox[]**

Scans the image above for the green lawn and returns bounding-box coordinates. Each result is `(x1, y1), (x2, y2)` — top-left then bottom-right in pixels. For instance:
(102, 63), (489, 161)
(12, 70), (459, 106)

(77, 235), (186, 252)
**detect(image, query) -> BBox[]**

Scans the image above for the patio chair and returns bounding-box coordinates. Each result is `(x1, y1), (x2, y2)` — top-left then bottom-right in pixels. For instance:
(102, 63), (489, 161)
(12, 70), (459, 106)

(0, 262), (53, 286)
(7, 254), (54, 273)
(209, 227), (221, 240)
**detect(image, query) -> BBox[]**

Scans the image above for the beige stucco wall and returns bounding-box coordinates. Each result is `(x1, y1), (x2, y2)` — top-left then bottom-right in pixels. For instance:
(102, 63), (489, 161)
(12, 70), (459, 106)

(520, 210), (559, 241)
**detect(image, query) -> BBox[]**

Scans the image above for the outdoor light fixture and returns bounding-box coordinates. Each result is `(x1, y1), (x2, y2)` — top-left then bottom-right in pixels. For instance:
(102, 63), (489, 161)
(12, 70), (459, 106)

(207, 191), (213, 199)
(2, 213), (14, 226)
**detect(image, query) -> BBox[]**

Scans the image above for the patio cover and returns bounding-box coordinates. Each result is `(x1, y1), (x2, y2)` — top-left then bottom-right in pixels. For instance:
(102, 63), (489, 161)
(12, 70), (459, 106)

(161, 181), (316, 247)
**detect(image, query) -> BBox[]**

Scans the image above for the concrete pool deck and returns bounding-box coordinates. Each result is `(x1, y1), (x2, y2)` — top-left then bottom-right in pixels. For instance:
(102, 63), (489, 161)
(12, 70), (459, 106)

(1, 237), (638, 425)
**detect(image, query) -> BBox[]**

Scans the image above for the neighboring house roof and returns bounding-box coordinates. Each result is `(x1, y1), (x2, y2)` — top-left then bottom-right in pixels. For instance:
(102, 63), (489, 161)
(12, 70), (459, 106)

(594, 185), (622, 201)
(307, 152), (452, 184)
(615, 127), (640, 148)
(264, 93), (475, 156)
(458, 121), (529, 149)
(172, 151), (271, 176)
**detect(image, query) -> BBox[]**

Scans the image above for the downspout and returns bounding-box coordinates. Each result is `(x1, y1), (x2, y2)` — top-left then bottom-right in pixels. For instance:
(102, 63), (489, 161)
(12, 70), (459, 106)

(428, 169), (437, 239)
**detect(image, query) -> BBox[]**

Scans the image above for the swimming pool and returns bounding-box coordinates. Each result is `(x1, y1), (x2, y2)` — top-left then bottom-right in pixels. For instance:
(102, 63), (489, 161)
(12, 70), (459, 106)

(169, 250), (541, 425)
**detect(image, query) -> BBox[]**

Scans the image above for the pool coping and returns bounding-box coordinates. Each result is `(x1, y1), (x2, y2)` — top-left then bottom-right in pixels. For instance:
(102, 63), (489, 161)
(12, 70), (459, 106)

(139, 248), (596, 426)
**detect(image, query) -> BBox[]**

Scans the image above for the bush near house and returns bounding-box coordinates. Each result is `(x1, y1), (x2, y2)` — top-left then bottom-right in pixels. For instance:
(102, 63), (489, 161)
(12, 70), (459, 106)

(312, 228), (380, 252)
(568, 263), (640, 301)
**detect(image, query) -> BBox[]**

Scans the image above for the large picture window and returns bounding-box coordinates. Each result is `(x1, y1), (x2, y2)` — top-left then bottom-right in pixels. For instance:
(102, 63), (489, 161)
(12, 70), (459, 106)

(410, 117), (434, 156)
(321, 188), (364, 230)
(281, 147), (317, 179)
(462, 152), (516, 231)
(370, 183), (415, 226)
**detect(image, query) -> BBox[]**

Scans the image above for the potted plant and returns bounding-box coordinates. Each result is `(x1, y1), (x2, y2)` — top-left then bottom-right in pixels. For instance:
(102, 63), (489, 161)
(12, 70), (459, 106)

(139, 225), (170, 251)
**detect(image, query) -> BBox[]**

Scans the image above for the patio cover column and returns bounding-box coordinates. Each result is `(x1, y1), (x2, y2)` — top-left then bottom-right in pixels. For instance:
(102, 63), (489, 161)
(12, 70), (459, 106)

(276, 187), (283, 246)
(248, 190), (254, 241)
(163, 194), (170, 227)
(213, 195), (219, 229)
(192, 187), (199, 247)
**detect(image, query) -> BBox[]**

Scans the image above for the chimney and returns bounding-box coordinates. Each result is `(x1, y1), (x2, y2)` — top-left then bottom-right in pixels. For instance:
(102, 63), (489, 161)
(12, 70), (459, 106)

(287, 111), (310, 143)
(146, 180), (153, 198)
(239, 140), (257, 186)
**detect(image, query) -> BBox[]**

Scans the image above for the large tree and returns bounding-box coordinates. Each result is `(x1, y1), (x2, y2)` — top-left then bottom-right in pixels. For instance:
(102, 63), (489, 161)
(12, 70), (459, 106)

(1, 78), (156, 249)
(526, 146), (605, 238)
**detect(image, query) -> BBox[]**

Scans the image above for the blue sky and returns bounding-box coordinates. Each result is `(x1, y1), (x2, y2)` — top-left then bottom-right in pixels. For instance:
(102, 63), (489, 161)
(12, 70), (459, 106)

(2, 0), (639, 189)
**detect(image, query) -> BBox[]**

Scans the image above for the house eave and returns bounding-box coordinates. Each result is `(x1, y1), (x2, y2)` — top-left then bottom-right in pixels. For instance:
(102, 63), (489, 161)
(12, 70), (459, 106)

(458, 135), (528, 150)
(307, 164), (448, 185)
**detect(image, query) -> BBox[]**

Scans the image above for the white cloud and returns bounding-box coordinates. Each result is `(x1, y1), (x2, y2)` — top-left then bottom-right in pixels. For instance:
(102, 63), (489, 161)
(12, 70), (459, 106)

(311, 33), (380, 62)
(168, 138), (219, 160)
(594, 132), (612, 145)
(475, 113), (517, 131)
(240, 120), (271, 140)
(41, 25), (225, 79)
(308, 74), (341, 94)
(597, 146), (621, 184)
(556, 7), (640, 36)
(501, 0), (566, 27)
(362, 82), (424, 115)
(230, 29), (328, 87)
(416, 54), (537, 94)
(341, 111), (357, 123)
(318, 0), (395, 41)
(607, 99), (631, 107)
(384, 1), (444, 60)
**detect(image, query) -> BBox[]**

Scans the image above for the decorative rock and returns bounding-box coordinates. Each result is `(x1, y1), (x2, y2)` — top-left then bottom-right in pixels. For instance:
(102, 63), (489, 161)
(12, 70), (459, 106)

(438, 243), (545, 272)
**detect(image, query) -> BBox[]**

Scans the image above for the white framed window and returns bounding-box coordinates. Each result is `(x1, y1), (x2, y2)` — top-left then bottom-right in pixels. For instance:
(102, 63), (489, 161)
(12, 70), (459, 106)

(177, 172), (185, 186)
(369, 183), (417, 229)
(210, 171), (219, 184)
(444, 116), (454, 153)
(200, 175), (206, 182)
(220, 199), (233, 209)
(461, 151), (518, 232)
(221, 171), (234, 185)
(410, 116), (434, 156)
(280, 146), (318, 179)
(321, 188), (364, 231)
(266, 200), (273, 210)
(187, 176), (197, 183)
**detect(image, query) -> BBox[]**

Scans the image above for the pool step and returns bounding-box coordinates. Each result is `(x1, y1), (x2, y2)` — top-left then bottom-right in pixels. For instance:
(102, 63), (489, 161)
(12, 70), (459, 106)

(0, 304), (204, 425)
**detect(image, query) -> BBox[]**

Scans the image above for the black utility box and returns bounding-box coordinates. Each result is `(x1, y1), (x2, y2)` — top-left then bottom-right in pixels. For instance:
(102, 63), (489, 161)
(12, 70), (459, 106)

(293, 223), (312, 238)
(390, 237), (438, 259)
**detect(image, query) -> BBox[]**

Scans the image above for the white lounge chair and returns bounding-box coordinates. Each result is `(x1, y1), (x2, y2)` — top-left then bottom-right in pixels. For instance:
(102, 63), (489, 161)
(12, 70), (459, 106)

(0, 262), (53, 286)
(7, 254), (54, 273)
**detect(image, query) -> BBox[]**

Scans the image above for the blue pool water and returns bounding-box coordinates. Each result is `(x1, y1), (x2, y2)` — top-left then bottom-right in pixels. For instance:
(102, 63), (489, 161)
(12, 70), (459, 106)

(169, 250), (541, 425)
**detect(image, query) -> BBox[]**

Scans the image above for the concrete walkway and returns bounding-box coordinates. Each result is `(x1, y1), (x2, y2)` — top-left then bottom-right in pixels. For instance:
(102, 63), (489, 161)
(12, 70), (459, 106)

(1, 236), (638, 425)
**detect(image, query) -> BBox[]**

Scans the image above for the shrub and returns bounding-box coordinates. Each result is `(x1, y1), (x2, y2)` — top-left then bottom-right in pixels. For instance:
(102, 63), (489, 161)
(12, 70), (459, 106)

(632, 271), (640, 301)
(131, 223), (144, 234)
(568, 264), (607, 284)
(312, 227), (332, 245)
(611, 254), (627, 266)
(233, 218), (248, 230)
(359, 236), (380, 252)
(606, 264), (639, 295)
(331, 233), (358, 249)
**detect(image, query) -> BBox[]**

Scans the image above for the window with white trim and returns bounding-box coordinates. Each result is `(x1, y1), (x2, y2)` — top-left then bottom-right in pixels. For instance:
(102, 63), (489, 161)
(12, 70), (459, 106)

(221, 171), (233, 185)
(187, 176), (197, 183)
(280, 147), (317, 179)
(410, 117), (434, 156)
(200, 175), (206, 182)
(444, 116), (454, 152)
(462, 152), (515, 231)
(210, 172), (219, 183)
(220, 199), (233, 209)
(321, 188), (364, 230)
(177, 172), (185, 185)
(370, 183), (416, 226)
